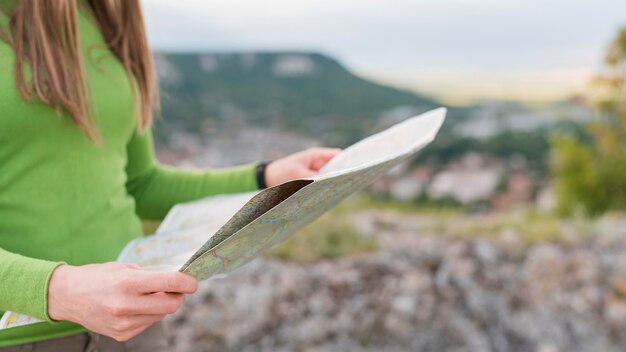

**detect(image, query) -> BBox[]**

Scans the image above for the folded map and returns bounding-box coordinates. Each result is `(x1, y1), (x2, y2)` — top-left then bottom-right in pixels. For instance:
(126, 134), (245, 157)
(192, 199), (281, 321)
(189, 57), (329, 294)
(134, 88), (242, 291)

(0, 107), (446, 329)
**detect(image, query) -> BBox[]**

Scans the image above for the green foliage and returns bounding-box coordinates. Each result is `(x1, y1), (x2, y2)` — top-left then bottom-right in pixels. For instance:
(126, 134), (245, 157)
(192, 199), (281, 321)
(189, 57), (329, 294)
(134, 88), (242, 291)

(551, 135), (595, 215)
(551, 28), (626, 216)
(606, 28), (626, 65)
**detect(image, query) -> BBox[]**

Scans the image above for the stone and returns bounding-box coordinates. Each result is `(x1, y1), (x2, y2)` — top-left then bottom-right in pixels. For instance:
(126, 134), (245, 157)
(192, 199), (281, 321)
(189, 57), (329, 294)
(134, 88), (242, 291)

(164, 215), (626, 352)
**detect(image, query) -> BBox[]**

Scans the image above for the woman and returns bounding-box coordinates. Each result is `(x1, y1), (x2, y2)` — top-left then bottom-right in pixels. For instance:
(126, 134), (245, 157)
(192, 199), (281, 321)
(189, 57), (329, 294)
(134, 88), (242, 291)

(0, 0), (339, 350)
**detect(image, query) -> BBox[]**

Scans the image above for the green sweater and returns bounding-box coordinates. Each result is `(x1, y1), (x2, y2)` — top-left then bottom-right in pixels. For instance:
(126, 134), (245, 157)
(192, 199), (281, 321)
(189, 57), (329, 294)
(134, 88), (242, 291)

(0, 4), (259, 347)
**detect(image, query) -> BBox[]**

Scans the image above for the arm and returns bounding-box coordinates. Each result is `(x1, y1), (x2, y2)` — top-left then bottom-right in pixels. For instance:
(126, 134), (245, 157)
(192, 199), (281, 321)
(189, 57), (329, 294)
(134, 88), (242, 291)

(0, 248), (64, 321)
(125, 128), (260, 220)
(0, 233), (195, 343)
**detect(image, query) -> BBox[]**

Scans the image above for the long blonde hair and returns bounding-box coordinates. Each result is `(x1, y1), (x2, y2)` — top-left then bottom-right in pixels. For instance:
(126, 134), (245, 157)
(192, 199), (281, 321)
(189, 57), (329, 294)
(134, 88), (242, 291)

(0, 0), (158, 141)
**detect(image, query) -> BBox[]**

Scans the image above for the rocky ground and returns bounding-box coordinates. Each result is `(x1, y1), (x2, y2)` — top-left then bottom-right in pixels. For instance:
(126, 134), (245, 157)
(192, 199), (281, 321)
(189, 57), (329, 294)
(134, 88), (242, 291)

(165, 211), (626, 352)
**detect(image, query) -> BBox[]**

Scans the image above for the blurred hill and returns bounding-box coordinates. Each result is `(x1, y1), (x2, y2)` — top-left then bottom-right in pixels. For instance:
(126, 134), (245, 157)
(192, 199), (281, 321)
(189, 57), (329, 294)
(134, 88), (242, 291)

(152, 51), (592, 212)
(153, 52), (445, 145)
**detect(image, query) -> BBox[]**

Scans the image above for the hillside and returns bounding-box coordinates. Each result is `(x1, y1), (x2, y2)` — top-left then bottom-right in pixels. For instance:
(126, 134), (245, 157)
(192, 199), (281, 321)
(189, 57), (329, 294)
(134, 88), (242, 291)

(154, 52), (443, 145)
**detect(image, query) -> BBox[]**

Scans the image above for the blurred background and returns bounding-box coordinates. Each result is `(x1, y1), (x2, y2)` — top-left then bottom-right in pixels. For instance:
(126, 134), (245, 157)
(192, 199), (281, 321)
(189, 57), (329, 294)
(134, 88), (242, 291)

(142, 1), (626, 351)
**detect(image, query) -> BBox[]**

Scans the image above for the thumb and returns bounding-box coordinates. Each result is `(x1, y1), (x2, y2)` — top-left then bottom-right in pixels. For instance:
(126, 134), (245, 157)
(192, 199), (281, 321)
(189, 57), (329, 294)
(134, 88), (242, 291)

(310, 148), (341, 171)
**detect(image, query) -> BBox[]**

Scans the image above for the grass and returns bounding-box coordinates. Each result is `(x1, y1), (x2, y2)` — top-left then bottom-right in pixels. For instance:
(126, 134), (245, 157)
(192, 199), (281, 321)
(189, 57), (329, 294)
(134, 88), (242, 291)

(426, 209), (565, 243)
(357, 196), (595, 245)
(140, 194), (601, 264)
(349, 194), (463, 216)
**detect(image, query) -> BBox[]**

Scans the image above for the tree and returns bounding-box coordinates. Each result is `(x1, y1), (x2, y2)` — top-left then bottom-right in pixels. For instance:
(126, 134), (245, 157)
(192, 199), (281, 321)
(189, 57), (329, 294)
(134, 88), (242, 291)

(552, 28), (626, 215)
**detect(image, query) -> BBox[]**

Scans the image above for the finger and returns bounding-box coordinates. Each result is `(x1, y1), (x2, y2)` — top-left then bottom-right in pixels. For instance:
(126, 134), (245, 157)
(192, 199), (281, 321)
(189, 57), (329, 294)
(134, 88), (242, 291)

(122, 263), (141, 270)
(311, 147), (341, 158)
(129, 271), (198, 294)
(124, 292), (186, 315)
(310, 148), (341, 170)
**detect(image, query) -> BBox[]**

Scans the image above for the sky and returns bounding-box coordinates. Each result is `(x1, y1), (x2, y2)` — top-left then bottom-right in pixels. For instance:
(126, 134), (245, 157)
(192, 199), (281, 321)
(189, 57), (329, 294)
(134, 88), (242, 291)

(142, 0), (626, 104)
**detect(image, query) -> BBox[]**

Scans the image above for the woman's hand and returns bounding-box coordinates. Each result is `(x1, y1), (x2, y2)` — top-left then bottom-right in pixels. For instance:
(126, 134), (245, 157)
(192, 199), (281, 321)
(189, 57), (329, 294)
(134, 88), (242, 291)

(48, 262), (197, 342)
(264, 147), (341, 187)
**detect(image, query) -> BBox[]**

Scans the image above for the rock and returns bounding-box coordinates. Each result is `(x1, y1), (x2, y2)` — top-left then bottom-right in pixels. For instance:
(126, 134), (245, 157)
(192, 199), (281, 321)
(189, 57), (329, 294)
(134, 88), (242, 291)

(604, 296), (626, 326)
(164, 224), (626, 352)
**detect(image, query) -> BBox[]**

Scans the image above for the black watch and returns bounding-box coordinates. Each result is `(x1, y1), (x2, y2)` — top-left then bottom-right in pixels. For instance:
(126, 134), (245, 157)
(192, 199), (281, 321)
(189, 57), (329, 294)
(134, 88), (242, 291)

(256, 161), (271, 189)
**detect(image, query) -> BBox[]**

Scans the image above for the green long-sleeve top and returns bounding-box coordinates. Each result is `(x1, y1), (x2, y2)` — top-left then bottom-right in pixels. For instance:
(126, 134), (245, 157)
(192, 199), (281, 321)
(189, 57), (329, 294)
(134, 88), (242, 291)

(0, 3), (260, 348)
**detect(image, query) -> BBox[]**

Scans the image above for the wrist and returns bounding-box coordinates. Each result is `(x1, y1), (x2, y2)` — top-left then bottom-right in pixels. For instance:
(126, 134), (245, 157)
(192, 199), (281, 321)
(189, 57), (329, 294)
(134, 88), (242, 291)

(47, 264), (76, 321)
(256, 161), (271, 189)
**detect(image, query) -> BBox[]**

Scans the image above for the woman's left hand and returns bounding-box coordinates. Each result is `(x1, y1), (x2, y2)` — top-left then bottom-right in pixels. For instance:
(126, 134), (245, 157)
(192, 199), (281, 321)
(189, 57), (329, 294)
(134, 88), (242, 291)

(264, 147), (341, 187)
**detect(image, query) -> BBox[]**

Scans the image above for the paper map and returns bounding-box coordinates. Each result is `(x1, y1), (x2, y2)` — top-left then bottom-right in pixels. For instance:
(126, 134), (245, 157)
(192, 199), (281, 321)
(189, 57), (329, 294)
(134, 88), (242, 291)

(0, 107), (446, 329)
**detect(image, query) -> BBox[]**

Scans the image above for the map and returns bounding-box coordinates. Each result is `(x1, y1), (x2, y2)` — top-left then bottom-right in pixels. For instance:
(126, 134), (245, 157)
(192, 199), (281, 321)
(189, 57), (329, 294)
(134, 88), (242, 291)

(0, 107), (446, 329)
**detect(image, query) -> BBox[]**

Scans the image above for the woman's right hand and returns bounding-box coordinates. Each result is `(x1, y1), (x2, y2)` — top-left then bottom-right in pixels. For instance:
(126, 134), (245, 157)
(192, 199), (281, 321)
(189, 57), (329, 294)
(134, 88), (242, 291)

(48, 262), (198, 341)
